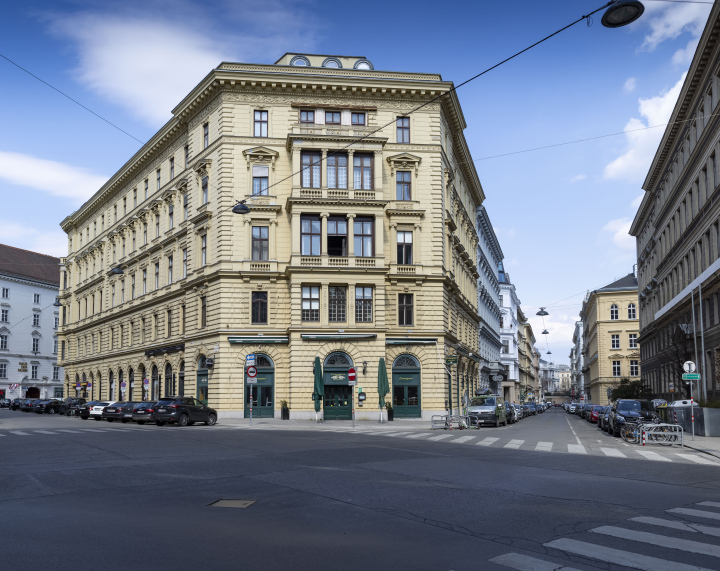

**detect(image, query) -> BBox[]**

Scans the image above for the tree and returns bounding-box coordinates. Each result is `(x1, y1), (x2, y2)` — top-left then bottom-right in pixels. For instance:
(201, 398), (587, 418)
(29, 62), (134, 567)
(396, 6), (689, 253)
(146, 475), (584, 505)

(611, 378), (652, 401)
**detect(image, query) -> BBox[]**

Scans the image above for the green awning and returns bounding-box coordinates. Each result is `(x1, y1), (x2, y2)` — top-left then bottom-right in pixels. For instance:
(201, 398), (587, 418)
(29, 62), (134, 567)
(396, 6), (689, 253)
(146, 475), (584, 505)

(228, 336), (289, 344)
(385, 338), (438, 345)
(301, 334), (376, 341)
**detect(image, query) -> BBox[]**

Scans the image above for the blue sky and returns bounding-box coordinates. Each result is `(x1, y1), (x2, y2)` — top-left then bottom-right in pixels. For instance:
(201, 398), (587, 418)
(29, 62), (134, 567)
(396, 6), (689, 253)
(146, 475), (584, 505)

(0, 0), (713, 362)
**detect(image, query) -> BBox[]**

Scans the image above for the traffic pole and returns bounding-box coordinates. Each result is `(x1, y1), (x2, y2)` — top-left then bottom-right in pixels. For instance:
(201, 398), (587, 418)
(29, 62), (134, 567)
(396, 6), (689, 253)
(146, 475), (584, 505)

(690, 381), (695, 441)
(352, 384), (355, 429)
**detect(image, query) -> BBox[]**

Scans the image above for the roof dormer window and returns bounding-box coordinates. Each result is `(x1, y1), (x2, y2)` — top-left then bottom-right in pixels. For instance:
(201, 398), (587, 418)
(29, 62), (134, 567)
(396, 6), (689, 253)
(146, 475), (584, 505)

(290, 55), (310, 66)
(322, 57), (342, 68)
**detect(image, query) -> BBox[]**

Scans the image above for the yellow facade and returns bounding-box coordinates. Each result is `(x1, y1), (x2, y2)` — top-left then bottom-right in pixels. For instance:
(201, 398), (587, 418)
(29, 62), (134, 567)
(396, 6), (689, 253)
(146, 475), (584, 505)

(57, 53), (484, 419)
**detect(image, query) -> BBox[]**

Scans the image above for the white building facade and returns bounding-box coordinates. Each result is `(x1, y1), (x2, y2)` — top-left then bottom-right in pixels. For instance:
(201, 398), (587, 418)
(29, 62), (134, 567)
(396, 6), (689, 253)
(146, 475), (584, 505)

(476, 206), (504, 393)
(570, 320), (585, 399)
(498, 263), (521, 403)
(0, 244), (63, 400)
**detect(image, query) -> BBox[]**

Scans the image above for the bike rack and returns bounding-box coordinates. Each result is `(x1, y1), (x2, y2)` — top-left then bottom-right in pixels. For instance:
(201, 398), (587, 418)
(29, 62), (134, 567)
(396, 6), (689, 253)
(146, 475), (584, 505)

(641, 423), (684, 448)
(431, 414), (470, 430)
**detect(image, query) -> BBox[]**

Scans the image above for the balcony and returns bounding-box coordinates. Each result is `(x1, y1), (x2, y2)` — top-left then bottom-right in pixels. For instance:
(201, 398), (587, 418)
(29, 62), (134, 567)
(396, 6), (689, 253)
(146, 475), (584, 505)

(291, 255), (382, 269)
(295, 188), (377, 201)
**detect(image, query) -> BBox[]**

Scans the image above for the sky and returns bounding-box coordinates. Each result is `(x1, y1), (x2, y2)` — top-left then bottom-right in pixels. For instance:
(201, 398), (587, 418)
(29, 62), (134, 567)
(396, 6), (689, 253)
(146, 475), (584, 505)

(0, 0), (714, 363)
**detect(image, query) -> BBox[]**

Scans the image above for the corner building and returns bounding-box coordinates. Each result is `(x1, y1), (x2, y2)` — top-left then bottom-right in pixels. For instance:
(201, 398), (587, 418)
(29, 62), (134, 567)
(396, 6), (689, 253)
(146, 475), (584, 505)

(57, 53), (483, 419)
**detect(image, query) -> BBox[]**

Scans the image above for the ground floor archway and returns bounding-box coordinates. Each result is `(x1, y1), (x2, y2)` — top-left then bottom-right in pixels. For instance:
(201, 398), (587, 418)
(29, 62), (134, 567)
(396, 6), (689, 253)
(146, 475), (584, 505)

(245, 354), (274, 418)
(392, 354), (421, 418)
(323, 352), (353, 420)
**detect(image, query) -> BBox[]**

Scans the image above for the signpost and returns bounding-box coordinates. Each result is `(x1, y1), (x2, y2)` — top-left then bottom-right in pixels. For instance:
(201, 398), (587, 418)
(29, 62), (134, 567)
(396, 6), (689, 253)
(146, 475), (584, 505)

(246, 356), (257, 426)
(348, 367), (356, 428)
(682, 361), (697, 441)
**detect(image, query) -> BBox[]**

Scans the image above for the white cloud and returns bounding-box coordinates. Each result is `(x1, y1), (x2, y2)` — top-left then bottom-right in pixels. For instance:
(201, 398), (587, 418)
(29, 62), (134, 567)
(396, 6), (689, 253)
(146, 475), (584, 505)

(0, 221), (67, 257)
(506, 228), (516, 237)
(640, 3), (711, 51)
(48, 2), (319, 125)
(569, 174), (587, 183)
(603, 74), (686, 184)
(0, 151), (107, 202)
(672, 37), (700, 67)
(603, 218), (635, 251)
(528, 312), (579, 362)
(624, 77), (636, 93)
(631, 193), (644, 210)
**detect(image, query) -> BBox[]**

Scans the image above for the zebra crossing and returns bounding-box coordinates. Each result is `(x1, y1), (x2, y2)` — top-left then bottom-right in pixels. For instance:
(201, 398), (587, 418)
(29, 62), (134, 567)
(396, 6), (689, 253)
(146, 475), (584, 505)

(490, 501), (720, 571)
(0, 424), (231, 437)
(360, 430), (720, 466)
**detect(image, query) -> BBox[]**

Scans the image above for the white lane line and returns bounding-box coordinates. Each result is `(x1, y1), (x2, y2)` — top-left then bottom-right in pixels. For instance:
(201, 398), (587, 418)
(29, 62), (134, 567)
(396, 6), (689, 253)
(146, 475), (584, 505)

(631, 517), (720, 538)
(386, 432), (413, 438)
(489, 552), (581, 570)
(451, 436), (476, 444)
(667, 508), (720, 521)
(9, 431), (31, 436)
(677, 454), (720, 465)
(404, 433), (429, 439)
(476, 437), (499, 446)
(637, 450), (672, 462)
(79, 429), (107, 433)
(591, 525), (720, 558)
(544, 538), (715, 571)
(56, 429), (83, 434)
(698, 501), (720, 508)
(427, 434), (454, 441)
(34, 430), (59, 435)
(535, 442), (553, 452)
(504, 439), (524, 449)
(567, 444), (586, 455)
(601, 448), (626, 458)
(564, 416), (582, 445)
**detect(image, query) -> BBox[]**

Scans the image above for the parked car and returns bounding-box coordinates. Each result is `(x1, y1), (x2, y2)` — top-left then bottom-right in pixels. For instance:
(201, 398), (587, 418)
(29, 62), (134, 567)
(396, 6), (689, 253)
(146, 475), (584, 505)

(505, 403), (518, 424)
(20, 399), (39, 412)
(9, 398), (23, 410)
(526, 403), (537, 416)
(579, 403), (593, 419)
(78, 401), (100, 419)
(0, 398), (11, 408)
(132, 402), (158, 425)
(101, 402), (136, 422)
(33, 399), (63, 414)
(608, 399), (659, 437)
(588, 405), (604, 423)
(598, 406), (611, 431)
(153, 397), (218, 427)
(63, 398), (87, 415)
(82, 401), (114, 420)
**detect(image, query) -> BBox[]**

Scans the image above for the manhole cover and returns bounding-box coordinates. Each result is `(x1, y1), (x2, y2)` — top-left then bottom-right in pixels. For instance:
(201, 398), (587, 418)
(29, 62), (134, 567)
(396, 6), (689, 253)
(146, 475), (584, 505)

(208, 499), (256, 509)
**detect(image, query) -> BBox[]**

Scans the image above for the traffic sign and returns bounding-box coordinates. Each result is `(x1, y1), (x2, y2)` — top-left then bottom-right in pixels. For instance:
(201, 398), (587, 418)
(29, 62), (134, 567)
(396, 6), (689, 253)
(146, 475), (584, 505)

(246, 354), (256, 366)
(683, 361), (696, 374)
(445, 355), (458, 365)
(247, 366), (257, 378)
(348, 367), (356, 382)
(682, 373), (701, 381)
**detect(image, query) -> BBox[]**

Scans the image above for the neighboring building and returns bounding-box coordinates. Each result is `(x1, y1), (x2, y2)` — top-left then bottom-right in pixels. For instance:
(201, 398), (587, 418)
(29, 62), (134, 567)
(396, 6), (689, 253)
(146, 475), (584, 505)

(630, 3), (720, 402)
(555, 363), (571, 393)
(499, 264), (521, 403)
(517, 308), (536, 401)
(57, 53), (485, 419)
(570, 320), (584, 399)
(0, 244), (63, 400)
(580, 274), (640, 405)
(476, 205), (504, 393)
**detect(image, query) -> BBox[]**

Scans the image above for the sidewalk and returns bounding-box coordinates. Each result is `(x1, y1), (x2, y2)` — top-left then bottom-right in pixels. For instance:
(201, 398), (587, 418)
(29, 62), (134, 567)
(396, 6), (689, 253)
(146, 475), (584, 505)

(682, 434), (720, 459)
(219, 417), (433, 433)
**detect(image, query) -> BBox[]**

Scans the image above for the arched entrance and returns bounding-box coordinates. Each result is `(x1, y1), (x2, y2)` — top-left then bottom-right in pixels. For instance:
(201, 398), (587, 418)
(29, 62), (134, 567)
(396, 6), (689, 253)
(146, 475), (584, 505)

(392, 354), (421, 418)
(118, 369), (125, 401)
(75, 373), (81, 398)
(128, 368), (135, 401)
(178, 362), (185, 396)
(82, 373), (88, 398)
(245, 354), (274, 418)
(27, 387), (40, 398)
(138, 365), (146, 400)
(164, 363), (173, 397)
(196, 356), (208, 405)
(323, 352), (353, 420)
(109, 370), (115, 401)
(151, 365), (159, 401)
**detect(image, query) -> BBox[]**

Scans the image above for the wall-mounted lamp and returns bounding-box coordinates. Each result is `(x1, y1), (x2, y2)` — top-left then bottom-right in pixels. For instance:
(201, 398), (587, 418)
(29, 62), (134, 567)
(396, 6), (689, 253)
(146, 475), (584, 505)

(362, 361), (367, 375)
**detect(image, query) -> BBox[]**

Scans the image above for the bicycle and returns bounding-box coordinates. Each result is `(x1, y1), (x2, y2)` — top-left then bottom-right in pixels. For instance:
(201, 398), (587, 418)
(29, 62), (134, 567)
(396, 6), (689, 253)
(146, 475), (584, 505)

(620, 419), (659, 444)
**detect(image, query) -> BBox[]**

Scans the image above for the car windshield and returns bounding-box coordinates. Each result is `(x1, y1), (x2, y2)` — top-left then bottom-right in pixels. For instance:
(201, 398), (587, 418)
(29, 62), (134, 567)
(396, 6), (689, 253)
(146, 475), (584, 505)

(470, 397), (495, 407)
(157, 399), (179, 405)
(618, 401), (641, 411)
(639, 401), (655, 411)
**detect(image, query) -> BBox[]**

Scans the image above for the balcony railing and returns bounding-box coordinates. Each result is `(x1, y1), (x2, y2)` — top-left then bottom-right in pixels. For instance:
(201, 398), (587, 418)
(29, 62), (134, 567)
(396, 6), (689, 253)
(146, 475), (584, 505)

(297, 188), (377, 201)
(293, 255), (382, 269)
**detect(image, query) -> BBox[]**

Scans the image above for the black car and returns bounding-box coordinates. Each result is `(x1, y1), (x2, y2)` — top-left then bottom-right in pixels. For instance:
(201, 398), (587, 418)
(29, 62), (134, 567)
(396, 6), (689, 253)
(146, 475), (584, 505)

(63, 398), (87, 415)
(153, 397), (217, 427)
(608, 399), (659, 437)
(0, 398), (11, 408)
(102, 402), (137, 422)
(20, 399), (39, 412)
(132, 402), (158, 425)
(78, 401), (100, 419)
(33, 399), (62, 414)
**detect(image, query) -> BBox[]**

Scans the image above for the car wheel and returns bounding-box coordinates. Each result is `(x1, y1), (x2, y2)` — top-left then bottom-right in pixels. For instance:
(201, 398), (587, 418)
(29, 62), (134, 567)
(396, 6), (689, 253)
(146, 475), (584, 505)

(612, 423), (619, 437)
(205, 414), (217, 426)
(177, 414), (189, 427)
(156, 421), (166, 426)
(495, 417), (499, 428)
(48, 408), (55, 415)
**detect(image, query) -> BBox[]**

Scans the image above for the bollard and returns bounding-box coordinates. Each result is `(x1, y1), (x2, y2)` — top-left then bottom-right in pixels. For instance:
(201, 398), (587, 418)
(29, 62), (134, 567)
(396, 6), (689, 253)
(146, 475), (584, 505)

(642, 429), (646, 446)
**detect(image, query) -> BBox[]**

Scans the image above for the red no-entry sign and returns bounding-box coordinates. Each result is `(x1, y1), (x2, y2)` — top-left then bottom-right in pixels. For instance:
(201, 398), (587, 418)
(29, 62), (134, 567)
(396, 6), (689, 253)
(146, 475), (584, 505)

(247, 366), (257, 378)
(348, 367), (356, 382)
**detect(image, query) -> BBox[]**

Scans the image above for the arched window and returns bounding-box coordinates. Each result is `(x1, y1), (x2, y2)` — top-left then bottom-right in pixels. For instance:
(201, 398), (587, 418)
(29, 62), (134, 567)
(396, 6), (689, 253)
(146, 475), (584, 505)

(393, 354), (420, 368)
(610, 304), (619, 320)
(198, 355), (208, 370)
(324, 352), (353, 367)
(257, 354), (274, 368)
(128, 368), (134, 401)
(151, 365), (159, 400)
(164, 363), (173, 397)
(118, 369), (124, 400)
(178, 362), (185, 396)
(109, 370), (114, 401)
(628, 303), (636, 320)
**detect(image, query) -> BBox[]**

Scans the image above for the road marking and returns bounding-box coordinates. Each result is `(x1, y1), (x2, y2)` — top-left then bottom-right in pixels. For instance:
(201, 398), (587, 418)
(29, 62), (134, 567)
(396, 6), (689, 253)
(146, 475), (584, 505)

(79, 429), (107, 433)
(56, 429), (83, 434)
(489, 552), (581, 570)
(667, 508), (720, 521)
(504, 439), (524, 449)
(476, 437), (499, 446)
(637, 450), (672, 462)
(631, 517), (720, 538)
(427, 434), (454, 441)
(451, 436), (476, 444)
(386, 432), (413, 438)
(601, 447), (626, 458)
(544, 538), (715, 571)
(34, 430), (59, 435)
(9, 431), (31, 436)
(535, 442), (553, 452)
(564, 416), (582, 445)
(591, 525), (720, 558)
(698, 501), (720, 508)
(567, 444), (586, 454)
(677, 454), (720, 465)
(404, 433), (428, 439)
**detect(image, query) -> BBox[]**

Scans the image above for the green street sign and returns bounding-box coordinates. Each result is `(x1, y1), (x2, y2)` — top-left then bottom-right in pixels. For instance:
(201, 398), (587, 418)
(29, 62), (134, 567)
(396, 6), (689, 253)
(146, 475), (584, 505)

(445, 355), (458, 364)
(682, 373), (701, 381)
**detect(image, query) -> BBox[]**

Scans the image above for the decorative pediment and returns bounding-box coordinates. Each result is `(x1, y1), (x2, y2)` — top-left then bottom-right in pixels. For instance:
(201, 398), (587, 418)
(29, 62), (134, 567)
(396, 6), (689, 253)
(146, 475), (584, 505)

(194, 158), (212, 177)
(175, 177), (189, 193)
(0, 326), (10, 335)
(387, 153), (421, 176)
(243, 147), (279, 170)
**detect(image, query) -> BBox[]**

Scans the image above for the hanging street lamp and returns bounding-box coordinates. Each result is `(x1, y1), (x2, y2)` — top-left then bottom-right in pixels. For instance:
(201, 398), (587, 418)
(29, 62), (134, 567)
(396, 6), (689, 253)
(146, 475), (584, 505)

(601, 1), (645, 29)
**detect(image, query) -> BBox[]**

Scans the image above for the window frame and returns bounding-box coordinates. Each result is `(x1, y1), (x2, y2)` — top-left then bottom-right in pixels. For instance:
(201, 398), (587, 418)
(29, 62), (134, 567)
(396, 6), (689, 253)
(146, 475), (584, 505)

(203, 122), (209, 148)
(301, 216), (321, 256)
(355, 286), (373, 323)
(300, 110), (314, 123)
(396, 171), (412, 201)
(629, 333), (638, 349)
(201, 234), (207, 266)
(353, 154), (373, 190)
(325, 111), (341, 125)
(397, 116), (410, 143)
(327, 217), (348, 257)
(251, 291), (268, 324)
(610, 304), (619, 320)
(301, 286), (320, 322)
(630, 360), (639, 377)
(252, 226), (270, 261)
(200, 296), (207, 328)
(353, 217), (374, 257)
(612, 360), (621, 377)
(351, 112), (366, 126)
(398, 293), (414, 326)
(397, 231), (413, 265)
(301, 152), (322, 188)
(611, 334), (620, 350)
(254, 110), (268, 137)
(328, 286), (347, 322)
(628, 303), (637, 319)
(326, 154), (348, 189)
(202, 176), (209, 204)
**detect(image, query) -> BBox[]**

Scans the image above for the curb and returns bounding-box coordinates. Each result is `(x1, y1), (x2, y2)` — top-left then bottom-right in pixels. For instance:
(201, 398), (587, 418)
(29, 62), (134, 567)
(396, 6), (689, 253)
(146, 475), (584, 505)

(683, 442), (720, 460)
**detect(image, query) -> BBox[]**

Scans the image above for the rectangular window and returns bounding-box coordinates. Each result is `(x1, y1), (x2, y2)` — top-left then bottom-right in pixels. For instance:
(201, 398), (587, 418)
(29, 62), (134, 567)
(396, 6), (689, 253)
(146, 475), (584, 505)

(397, 231), (413, 265)
(32, 338), (39, 352)
(33, 313), (40, 327)
(31, 364), (38, 379)
(629, 333), (638, 348)
(169, 157), (175, 179)
(181, 305), (186, 333)
(184, 145), (189, 168)
(201, 235), (207, 266)
(122, 238), (126, 258)
(168, 255), (173, 284)
(1, 309), (7, 321)
(132, 230), (136, 251)
(353, 154), (373, 190)
(53, 365), (59, 381)
(131, 274), (135, 300)
(252, 292), (268, 324)
(120, 280), (125, 303)
(399, 294), (414, 326)
(300, 110), (314, 123)
(183, 193), (188, 220)
(123, 197), (127, 216)
(502, 340), (509, 354)
(34, 293), (40, 304)
(203, 122), (209, 148)
(611, 334), (620, 349)
(328, 286), (346, 322)
(155, 214), (160, 238)
(111, 284), (115, 307)
(154, 262), (160, 290)
(183, 248), (187, 278)
(612, 360), (621, 377)
(0, 363), (5, 378)
(252, 165), (269, 195)
(143, 222), (148, 244)
(630, 360), (639, 377)
(397, 117), (410, 143)
(351, 112), (366, 126)
(156, 169), (161, 191)
(327, 155), (348, 189)
(354, 217), (374, 257)
(327, 217), (347, 256)
(1, 288), (7, 298)
(144, 179), (149, 199)
(142, 269), (147, 294)
(301, 152), (321, 188)
(396, 171), (411, 200)
(54, 316), (59, 328)
(202, 176), (208, 204)
(166, 309), (172, 337)
(254, 111), (268, 137)
(355, 287), (373, 322)
(325, 111), (341, 125)
(301, 217), (321, 256)
(168, 205), (174, 230)
(302, 286), (320, 321)
(0, 335), (7, 350)
(252, 227), (269, 261)
(114, 205), (117, 223)
(200, 296), (207, 328)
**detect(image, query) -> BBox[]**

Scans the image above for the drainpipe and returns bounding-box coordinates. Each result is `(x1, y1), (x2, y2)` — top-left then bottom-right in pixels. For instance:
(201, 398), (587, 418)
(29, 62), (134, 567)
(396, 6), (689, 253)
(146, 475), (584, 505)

(698, 283), (707, 402)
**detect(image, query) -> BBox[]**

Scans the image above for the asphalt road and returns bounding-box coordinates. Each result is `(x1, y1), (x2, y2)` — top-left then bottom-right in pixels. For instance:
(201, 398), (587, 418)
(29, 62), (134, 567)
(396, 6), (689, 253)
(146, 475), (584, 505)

(2, 408), (720, 571)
